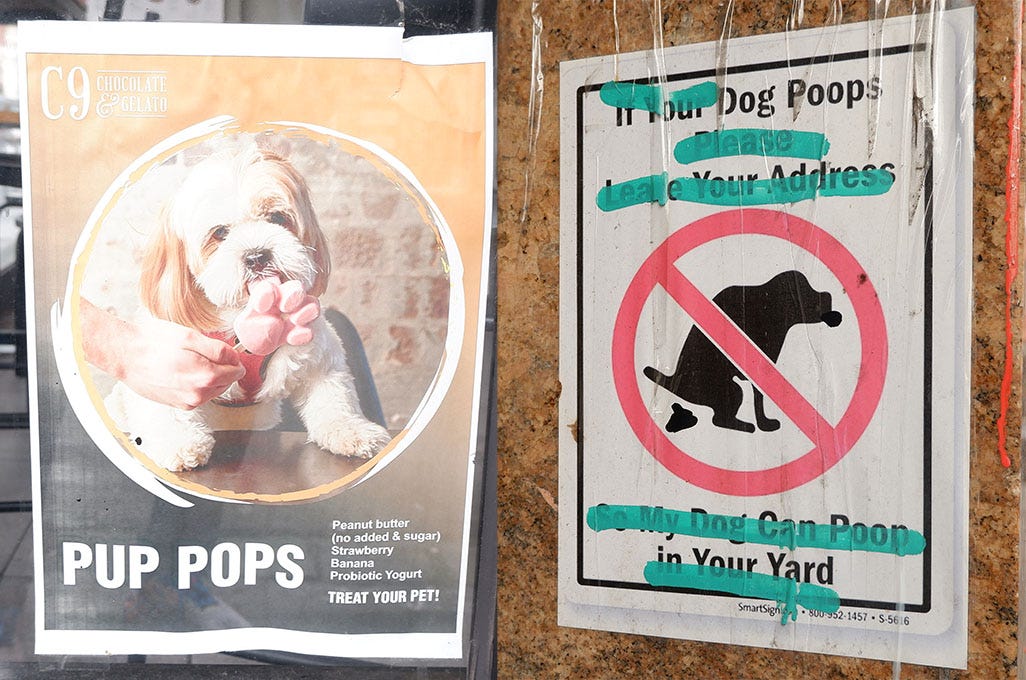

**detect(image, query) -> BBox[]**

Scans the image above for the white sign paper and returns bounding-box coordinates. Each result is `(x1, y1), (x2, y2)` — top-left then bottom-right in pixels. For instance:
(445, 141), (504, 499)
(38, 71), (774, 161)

(559, 9), (972, 668)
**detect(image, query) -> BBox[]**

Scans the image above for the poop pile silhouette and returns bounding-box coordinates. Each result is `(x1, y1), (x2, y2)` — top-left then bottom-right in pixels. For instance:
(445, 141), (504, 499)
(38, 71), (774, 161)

(644, 270), (842, 433)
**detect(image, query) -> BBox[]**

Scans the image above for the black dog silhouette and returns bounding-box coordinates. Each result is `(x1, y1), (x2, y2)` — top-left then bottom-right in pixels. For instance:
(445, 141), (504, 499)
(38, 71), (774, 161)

(643, 270), (842, 433)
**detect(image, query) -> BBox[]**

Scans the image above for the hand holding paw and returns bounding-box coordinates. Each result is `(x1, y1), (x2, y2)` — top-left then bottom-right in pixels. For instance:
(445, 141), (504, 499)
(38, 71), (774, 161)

(233, 278), (321, 355)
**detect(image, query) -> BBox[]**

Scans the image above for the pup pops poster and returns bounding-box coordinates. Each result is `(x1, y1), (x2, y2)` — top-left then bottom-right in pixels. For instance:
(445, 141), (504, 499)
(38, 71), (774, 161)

(558, 9), (972, 669)
(19, 22), (493, 660)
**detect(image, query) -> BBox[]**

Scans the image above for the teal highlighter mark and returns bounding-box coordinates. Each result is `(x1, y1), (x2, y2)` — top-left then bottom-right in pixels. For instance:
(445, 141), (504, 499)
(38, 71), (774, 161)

(668, 177), (816, 206)
(596, 172), (668, 212)
(599, 80), (717, 115)
(668, 81), (718, 111)
(674, 128), (830, 164)
(586, 504), (925, 556)
(644, 561), (841, 622)
(600, 81), (663, 114)
(820, 168), (895, 196)
(597, 168), (893, 211)
(667, 169), (895, 206)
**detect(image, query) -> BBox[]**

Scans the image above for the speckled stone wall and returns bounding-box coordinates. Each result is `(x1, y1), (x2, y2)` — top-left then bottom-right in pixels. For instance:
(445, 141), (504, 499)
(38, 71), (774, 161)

(495, 1), (1024, 677)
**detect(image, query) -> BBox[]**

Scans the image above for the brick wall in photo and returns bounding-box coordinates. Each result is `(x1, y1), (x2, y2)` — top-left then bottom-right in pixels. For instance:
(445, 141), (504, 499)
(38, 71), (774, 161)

(298, 139), (450, 431)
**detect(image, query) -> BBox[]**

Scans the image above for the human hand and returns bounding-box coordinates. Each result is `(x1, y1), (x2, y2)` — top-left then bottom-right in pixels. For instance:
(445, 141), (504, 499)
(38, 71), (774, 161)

(119, 318), (246, 410)
(233, 278), (321, 356)
(80, 298), (246, 410)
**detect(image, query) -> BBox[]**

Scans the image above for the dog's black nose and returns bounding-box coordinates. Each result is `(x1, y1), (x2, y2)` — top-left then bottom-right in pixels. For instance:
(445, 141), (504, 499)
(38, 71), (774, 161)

(244, 249), (273, 272)
(821, 310), (842, 327)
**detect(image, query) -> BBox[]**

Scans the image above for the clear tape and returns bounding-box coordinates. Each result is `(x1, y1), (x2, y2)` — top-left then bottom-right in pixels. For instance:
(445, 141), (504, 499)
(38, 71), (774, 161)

(520, 0), (544, 224)
(552, 1), (998, 673)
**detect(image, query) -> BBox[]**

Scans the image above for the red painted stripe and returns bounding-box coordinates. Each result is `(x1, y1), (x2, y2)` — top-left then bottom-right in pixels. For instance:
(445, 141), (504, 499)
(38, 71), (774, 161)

(999, 0), (1024, 468)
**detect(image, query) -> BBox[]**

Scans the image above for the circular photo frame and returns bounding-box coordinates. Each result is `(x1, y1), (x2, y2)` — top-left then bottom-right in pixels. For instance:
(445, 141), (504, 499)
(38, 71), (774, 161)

(61, 117), (464, 503)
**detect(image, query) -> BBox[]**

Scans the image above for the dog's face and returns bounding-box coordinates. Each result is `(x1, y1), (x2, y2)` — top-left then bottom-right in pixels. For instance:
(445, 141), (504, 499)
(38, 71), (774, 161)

(140, 144), (330, 330)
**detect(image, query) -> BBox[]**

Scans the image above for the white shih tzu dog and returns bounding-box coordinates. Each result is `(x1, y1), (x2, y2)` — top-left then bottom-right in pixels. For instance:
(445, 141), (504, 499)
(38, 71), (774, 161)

(105, 139), (392, 472)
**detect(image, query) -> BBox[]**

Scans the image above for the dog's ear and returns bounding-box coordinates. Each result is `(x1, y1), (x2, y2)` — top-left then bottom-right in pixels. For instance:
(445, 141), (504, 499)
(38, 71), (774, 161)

(140, 209), (221, 331)
(268, 153), (331, 297)
(308, 228), (331, 298)
(254, 133), (292, 160)
(301, 206), (331, 298)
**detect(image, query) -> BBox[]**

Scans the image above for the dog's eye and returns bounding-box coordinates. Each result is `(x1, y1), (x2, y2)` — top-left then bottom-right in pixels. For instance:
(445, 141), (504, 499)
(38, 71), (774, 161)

(211, 225), (230, 241)
(268, 211), (289, 227)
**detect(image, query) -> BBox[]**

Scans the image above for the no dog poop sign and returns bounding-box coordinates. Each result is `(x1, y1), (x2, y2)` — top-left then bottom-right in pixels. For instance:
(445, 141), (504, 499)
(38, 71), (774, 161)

(612, 209), (887, 496)
(559, 9), (972, 670)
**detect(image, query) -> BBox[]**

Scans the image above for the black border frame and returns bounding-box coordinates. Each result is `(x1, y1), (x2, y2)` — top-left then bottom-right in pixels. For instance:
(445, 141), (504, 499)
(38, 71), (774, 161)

(573, 43), (934, 615)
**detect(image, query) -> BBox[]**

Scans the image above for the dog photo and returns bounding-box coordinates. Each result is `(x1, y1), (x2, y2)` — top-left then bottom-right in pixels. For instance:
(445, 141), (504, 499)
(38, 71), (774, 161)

(77, 128), (453, 497)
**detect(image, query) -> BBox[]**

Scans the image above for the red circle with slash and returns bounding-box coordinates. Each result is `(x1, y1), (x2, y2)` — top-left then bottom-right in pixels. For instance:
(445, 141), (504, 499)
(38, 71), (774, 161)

(611, 208), (887, 496)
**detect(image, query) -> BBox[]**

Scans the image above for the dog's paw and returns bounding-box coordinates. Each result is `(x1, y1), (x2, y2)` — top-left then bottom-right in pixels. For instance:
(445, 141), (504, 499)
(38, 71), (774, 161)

(234, 278), (321, 354)
(712, 414), (756, 433)
(313, 418), (392, 459)
(140, 430), (216, 472)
